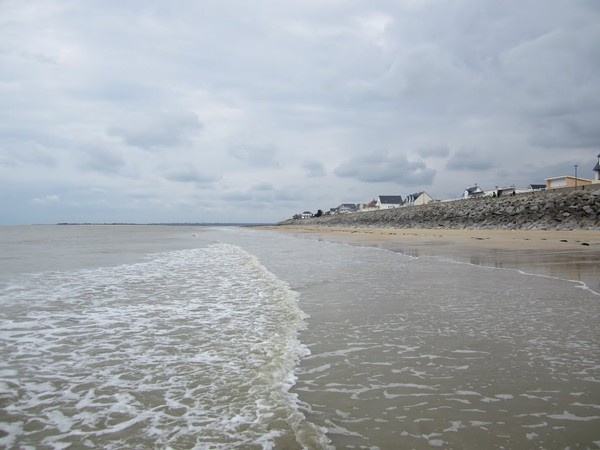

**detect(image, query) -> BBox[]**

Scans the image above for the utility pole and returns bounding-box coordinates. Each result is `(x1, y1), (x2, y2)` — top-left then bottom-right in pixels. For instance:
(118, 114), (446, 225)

(574, 164), (578, 188)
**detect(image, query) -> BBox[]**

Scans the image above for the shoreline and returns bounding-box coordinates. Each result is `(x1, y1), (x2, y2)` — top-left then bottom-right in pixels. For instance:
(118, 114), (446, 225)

(262, 225), (600, 294)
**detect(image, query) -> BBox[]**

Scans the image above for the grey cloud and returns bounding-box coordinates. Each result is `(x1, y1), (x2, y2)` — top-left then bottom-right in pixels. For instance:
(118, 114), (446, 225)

(446, 151), (494, 172)
(251, 182), (275, 192)
(222, 191), (253, 202)
(223, 183), (299, 206)
(302, 160), (326, 177)
(79, 146), (125, 174)
(529, 111), (600, 149)
(334, 152), (436, 185)
(0, 139), (57, 167)
(127, 190), (158, 200)
(229, 144), (279, 167)
(2, 0), (599, 225)
(108, 110), (203, 149)
(32, 194), (61, 204)
(163, 167), (220, 186)
(416, 145), (450, 159)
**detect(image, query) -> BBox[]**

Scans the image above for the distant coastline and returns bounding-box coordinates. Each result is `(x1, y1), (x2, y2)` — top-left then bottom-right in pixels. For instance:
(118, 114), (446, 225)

(56, 222), (272, 227)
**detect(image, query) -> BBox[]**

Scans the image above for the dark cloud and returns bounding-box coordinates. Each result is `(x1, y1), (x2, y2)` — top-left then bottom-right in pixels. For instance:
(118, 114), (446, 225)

(108, 110), (203, 149)
(334, 152), (436, 185)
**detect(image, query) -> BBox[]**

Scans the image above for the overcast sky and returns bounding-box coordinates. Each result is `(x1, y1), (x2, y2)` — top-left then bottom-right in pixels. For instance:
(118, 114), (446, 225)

(1, 0), (599, 224)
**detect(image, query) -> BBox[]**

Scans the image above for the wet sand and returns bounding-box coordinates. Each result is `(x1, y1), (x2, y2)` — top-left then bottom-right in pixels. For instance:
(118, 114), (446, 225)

(267, 226), (600, 294)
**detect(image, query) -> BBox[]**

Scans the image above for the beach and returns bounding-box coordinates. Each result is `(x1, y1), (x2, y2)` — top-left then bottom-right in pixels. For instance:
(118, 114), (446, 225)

(268, 225), (600, 294)
(2, 225), (599, 448)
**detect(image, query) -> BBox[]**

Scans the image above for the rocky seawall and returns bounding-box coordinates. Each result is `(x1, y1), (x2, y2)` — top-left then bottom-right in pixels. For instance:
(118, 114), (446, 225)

(279, 187), (600, 230)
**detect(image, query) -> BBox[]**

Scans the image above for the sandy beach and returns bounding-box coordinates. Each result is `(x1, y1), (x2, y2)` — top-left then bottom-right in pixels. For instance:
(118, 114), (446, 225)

(267, 225), (600, 293)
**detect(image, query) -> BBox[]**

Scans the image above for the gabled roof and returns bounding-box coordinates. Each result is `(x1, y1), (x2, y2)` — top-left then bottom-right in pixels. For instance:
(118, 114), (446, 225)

(378, 195), (403, 204)
(594, 161), (600, 171)
(465, 186), (483, 194)
(529, 184), (545, 190)
(408, 191), (425, 198)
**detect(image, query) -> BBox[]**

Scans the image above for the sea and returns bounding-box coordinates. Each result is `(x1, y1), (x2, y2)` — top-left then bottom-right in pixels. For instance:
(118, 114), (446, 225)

(0, 225), (598, 449)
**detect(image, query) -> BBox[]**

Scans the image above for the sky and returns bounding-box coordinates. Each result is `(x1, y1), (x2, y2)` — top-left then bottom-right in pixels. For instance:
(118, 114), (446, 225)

(1, 0), (599, 225)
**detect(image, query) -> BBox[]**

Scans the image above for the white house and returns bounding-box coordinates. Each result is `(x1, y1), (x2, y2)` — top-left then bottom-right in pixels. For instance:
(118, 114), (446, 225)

(594, 153), (600, 183)
(376, 195), (403, 209)
(463, 185), (485, 199)
(404, 191), (433, 206)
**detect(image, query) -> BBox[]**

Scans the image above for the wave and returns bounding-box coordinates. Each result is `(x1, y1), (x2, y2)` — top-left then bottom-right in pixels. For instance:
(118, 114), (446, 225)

(0, 243), (330, 449)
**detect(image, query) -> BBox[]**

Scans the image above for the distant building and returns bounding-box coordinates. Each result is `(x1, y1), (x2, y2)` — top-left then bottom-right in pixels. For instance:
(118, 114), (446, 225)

(594, 153), (600, 183)
(405, 191), (433, 206)
(375, 195), (403, 209)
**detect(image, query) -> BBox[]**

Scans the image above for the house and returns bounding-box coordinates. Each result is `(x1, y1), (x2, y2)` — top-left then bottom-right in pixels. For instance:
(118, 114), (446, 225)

(375, 195), (403, 209)
(301, 211), (313, 219)
(404, 191), (433, 206)
(546, 155), (600, 189)
(463, 185), (485, 199)
(545, 176), (591, 190)
(362, 199), (379, 211)
(496, 187), (516, 197)
(495, 185), (542, 197)
(529, 184), (546, 191)
(336, 203), (358, 214)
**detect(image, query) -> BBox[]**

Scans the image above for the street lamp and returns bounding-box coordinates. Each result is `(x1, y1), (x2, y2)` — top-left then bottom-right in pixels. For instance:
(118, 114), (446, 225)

(574, 164), (578, 188)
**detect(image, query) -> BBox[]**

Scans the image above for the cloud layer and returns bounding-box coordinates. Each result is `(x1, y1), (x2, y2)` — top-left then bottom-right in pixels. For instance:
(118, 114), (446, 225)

(1, 0), (598, 224)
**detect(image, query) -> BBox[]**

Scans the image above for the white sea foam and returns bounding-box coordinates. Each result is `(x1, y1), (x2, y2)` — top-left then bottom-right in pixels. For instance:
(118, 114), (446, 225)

(0, 243), (331, 449)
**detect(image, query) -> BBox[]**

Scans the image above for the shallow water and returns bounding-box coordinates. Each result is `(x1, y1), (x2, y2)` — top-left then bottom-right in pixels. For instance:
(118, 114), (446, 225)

(1, 225), (599, 449)
(219, 229), (600, 449)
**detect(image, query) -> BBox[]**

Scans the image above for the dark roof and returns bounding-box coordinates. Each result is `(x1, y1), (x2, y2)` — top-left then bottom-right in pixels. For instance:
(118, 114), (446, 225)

(408, 191), (424, 198)
(594, 162), (600, 171)
(379, 195), (403, 204)
(529, 184), (545, 189)
(465, 186), (483, 194)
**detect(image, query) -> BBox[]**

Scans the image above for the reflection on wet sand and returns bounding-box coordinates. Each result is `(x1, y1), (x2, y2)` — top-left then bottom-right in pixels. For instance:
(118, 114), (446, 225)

(270, 225), (600, 294)
(390, 245), (600, 293)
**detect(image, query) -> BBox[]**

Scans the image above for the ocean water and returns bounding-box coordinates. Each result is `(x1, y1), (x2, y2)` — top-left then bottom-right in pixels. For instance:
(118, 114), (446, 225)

(1, 225), (599, 449)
